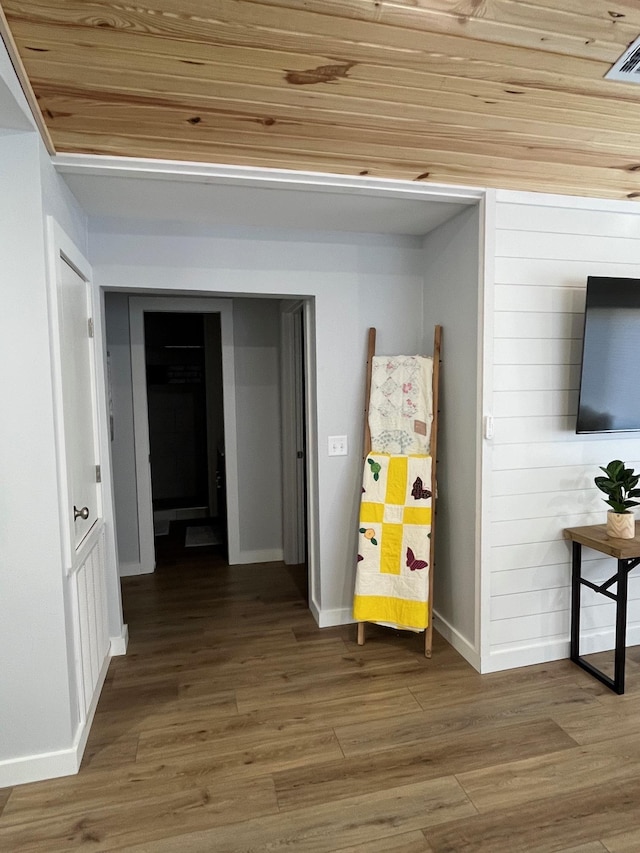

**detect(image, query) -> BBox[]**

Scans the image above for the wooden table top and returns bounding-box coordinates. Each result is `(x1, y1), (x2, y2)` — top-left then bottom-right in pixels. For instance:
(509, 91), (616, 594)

(563, 522), (640, 559)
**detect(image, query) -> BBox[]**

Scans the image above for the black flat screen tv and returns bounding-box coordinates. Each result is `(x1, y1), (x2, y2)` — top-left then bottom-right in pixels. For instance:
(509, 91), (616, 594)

(576, 276), (640, 434)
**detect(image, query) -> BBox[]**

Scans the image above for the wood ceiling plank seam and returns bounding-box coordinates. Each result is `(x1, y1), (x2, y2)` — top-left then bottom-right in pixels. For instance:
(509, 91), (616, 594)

(23, 59), (640, 135)
(241, 0), (640, 45)
(7, 21), (602, 83)
(521, 0), (640, 23)
(31, 89), (640, 147)
(1, 0), (630, 64)
(6, 14), (614, 82)
(35, 109), (640, 173)
(15, 33), (640, 113)
(34, 96), (640, 157)
(32, 84), (640, 145)
(93, 0), (640, 55)
(13, 38), (624, 112)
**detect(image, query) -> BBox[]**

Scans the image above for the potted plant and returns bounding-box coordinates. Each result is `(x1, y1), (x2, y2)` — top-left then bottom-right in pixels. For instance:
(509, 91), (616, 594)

(595, 459), (640, 539)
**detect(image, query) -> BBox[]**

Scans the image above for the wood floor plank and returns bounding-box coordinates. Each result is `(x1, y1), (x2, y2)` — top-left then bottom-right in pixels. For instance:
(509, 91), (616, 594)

(411, 659), (606, 712)
(88, 678), (180, 712)
(0, 788), (12, 818)
(136, 720), (345, 774)
(334, 832), (434, 852)
(602, 828), (640, 851)
(275, 717), (576, 811)
(335, 682), (594, 757)
(79, 733), (140, 771)
(107, 777), (476, 853)
(457, 736), (640, 813)
(550, 693), (640, 745)
(233, 656), (472, 713)
(0, 775), (278, 852)
(424, 778), (640, 853)
(172, 687), (421, 738)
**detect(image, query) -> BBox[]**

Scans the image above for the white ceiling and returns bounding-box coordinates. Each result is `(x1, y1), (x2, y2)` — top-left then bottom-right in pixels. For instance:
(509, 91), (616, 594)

(60, 170), (473, 237)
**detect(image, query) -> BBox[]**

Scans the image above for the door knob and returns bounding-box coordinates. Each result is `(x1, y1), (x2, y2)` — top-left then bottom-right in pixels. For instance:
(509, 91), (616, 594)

(74, 505), (90, 521)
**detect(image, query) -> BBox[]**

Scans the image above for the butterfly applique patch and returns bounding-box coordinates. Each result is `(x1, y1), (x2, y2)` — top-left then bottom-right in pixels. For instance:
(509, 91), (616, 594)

(411, 476), (431, 501)
(406, 547), (428, 571)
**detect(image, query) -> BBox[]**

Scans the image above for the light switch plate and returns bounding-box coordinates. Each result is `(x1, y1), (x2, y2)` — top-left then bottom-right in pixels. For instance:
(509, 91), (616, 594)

(328, 435), (348, 456)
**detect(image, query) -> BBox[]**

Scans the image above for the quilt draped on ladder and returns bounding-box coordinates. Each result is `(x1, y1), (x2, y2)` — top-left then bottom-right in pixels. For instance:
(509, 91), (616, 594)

(353, 452), (432, 631)
(368, 355), (433, 455)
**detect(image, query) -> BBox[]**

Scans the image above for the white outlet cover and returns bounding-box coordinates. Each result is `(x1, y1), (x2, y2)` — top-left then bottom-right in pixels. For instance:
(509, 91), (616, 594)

(328, 435), (348, 456)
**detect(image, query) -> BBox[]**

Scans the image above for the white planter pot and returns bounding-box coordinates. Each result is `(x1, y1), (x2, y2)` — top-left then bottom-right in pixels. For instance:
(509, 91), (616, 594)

(606, 510), (636, 539)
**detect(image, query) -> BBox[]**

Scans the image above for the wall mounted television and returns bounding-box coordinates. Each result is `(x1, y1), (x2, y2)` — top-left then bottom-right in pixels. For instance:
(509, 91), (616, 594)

(576, 276), (640, 434)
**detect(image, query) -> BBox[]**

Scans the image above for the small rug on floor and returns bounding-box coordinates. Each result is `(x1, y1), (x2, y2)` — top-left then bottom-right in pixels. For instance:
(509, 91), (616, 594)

(154, 519), (170, 537)
(185, 525), (222, 547)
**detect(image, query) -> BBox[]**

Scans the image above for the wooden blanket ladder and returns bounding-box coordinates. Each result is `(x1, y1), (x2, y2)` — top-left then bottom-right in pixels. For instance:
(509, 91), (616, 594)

(356, 325), (442, 658)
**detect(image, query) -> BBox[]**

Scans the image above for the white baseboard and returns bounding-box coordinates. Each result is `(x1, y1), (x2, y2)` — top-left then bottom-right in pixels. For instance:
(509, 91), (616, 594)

(481, 625), (640, 674)
(0, 653), (110, 788)
(110, 624), (129, 656)
(432, 609), (480, 672)
(0, 744), (79, 789)
(315, 606), (354, 628)
(119, 561), (154, 577)
(309, 597), (321, 627)
(234, 548), (284, 565)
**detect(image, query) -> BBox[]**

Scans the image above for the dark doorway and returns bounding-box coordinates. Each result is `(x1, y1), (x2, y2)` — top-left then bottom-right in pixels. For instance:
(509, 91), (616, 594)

(144, 311), (226, 555)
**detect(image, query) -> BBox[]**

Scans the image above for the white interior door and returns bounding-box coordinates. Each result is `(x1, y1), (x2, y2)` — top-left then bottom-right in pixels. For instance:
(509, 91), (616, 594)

(56, 255), (101, 551)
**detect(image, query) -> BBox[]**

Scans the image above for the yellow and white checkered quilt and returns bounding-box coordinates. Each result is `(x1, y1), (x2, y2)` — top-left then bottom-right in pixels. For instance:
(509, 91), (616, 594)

(353, 453), (432, 630)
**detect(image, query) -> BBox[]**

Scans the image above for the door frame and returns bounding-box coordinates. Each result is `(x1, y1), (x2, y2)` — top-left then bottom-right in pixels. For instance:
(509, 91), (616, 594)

(280, 300), (307, 565)
(45, 218), (103, 573)
(129, 296), (240, 569)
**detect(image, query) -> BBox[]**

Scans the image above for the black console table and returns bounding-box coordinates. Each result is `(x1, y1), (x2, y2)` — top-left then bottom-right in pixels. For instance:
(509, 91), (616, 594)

(564, 523), (640, 694)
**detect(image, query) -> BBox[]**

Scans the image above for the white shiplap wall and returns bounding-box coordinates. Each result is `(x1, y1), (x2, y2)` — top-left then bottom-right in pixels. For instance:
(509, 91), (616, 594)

(485, 191), (640, 671)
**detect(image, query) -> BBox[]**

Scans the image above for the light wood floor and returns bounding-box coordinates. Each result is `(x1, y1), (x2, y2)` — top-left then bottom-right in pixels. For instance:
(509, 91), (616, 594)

(4, 538), (640, 852)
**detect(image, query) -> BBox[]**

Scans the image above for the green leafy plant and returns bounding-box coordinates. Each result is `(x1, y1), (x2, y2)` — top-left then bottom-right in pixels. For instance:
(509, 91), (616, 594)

(595, 460), (640, 514)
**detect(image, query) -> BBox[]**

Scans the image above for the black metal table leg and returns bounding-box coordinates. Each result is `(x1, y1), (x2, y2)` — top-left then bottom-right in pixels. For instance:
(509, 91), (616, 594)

(614, 558), (629, 694)
(570, 541), (581, 665)
(571, 553), (639, 694)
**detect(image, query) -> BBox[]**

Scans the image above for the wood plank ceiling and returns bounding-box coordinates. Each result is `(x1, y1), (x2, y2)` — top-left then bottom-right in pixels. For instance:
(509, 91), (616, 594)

(3, 1), (640, 200)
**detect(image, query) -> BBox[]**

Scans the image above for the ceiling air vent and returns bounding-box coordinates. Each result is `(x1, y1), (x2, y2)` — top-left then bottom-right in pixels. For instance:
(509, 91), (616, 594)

(605, 35), (640, 83)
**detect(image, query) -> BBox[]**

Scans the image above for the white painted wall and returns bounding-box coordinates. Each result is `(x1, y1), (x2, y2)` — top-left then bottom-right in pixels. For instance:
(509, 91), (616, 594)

(104, 292), (140, 568)
(485, 190), (640, 672)
(90, 219), (425, 621)
(233, 298), (283, 559)
(421, 205), (482, 667)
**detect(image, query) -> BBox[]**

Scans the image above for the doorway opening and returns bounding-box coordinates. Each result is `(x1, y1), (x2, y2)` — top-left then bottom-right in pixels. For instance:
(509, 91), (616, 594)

(144, 311), (227, 555)
(106, 293), (315, 606)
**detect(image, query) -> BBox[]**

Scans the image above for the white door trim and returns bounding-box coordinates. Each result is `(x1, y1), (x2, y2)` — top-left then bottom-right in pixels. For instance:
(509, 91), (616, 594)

(129, 296), (240, 569)
(280, 300), (307, 565)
